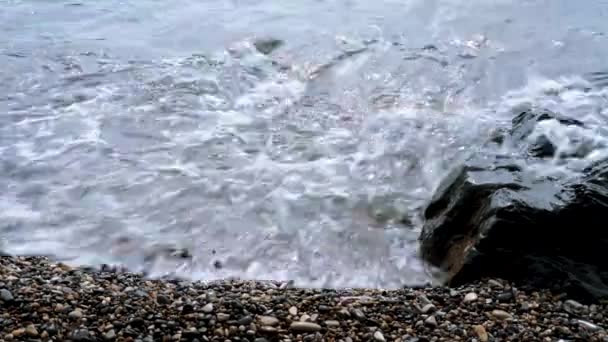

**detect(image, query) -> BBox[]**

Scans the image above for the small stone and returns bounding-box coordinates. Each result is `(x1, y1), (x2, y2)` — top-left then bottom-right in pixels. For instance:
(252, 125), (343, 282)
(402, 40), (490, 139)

(104, 330), (116, 340)
(289, 322), (322, 333)
(288, 306), (298, 316)
(253, 38), (284, 55)
(417, 295), (432, 306)
(217, 313), (230, 322)
(255, 339), (270, 342)
(421, 303), (436, 313)
(473, 325), (488, 342)
(577, 319), (602, 332)
(41, 331), (49, 339)
(259, 326), (277, 333)
(497, 291), (514, 302)
(237, 316), (253, 326)
(4, 334), (13, 341)
(157, 295), (171, 304)
(491, 309), (513, 320)
(564, 300), (585, 314)
(351, 308), (366, 320)
(130, 317), (145, 328)
(25, 324), (38, 337)
(324, 320), (340, 328)
(69, 309), (84, 319)
(258, 316), (279, 326)
(11, 329), (25, 337)
(464, 292), (478, 303)
(425, 316), (438, 327)
(374, 331), (386, 342)
(0, 289), (14, 302)
(488, 279), (504, 288)
(71, 329), (94, 342)
(202, 303), (214, 313)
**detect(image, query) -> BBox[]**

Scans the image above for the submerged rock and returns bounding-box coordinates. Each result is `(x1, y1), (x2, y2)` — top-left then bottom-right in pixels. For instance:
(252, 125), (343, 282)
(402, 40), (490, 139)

(253, 38), (284, 55)
(417, 106), (608, 302)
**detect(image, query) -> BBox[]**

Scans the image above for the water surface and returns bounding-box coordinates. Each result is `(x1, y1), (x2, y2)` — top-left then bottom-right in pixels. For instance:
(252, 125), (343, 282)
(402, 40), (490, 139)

(2, 0), (608, 288)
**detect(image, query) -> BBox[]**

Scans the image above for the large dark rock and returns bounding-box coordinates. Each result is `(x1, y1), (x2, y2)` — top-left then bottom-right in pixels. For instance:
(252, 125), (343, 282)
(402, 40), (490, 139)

(418, 106), (608, 302)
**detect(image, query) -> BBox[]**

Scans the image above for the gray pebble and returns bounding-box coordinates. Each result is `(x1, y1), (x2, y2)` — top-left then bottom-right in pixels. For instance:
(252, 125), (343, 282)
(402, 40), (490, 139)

(564, 299), (585, 314)
(104, 330), (116, 340)
(258, 316), (279, 326)
(68, 309), (83, 319)
(217, 313), (230, 322)
(425, 315), (438, 327)
(324, 320), (340, 327)
(351, 308), (365, 320)
(0, 289), (14, 302)
(202, 303), (214, 313)
(421, 303), (436, 313)
(464, 292), (478, 303)
(577, 319), (602, 332)
(373, 330), (386, 342)
(488, 279), (504, 288)
(236, 316), (253, 326)
(70, 329), (94, 342)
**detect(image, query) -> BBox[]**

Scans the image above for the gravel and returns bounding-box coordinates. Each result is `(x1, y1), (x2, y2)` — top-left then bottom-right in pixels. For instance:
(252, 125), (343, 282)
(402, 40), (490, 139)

(1, 256), (607, 341)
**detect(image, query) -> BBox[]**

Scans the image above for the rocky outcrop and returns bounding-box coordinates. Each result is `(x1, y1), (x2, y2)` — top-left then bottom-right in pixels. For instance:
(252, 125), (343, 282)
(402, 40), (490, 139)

(417, 106), (608, 302)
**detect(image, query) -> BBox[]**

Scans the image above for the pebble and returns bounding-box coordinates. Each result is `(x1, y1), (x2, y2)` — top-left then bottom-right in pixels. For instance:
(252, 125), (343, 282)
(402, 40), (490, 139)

(258, 316), (280, 326)
(104, 329), (116, 340)
(473, 325), (489, 342)
(202, 303), (214, 313)
(564, 299), (585, 313)
(491, 309), (513, 320)
(464, 292), (478, 303)
(289, 322), (322, 333)
(488, 279), (504, 288)
(25, 324), (38, 337)
(0, 289), (14, 302)
(373, 330), (386, 342)
(69, 309), (84, 319)
(425, 316), (438, 327)
(577, 319), (603, 332)
(217, 313), (230, 321)
(288, 306), (298, 316)
(351, 308), (366, 320)
(324, 320), (340, 327)
(421, 303), (436, 313)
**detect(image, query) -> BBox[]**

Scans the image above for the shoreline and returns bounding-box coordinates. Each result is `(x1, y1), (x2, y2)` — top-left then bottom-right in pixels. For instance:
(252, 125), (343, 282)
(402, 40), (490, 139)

(1, 256), (606, 341)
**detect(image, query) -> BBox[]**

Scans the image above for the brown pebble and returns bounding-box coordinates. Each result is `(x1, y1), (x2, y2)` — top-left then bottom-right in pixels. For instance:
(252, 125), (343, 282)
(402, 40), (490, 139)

(473, 325), (489, 342)
(289, 322), (322, 333)
(491, 309), (513, 320)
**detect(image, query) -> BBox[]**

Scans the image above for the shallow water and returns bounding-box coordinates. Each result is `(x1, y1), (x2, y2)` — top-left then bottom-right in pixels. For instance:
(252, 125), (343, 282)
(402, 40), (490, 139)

(2, 0), (608, 288)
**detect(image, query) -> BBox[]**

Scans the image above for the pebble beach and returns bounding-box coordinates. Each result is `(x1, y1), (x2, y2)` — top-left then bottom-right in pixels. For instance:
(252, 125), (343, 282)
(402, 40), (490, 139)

(1, 256), (606, 342)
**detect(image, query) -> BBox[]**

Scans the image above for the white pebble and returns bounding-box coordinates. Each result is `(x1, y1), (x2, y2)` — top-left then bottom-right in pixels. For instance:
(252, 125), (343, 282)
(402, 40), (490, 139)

(464, 292), (478, 303)
(373, 330), (386, 342)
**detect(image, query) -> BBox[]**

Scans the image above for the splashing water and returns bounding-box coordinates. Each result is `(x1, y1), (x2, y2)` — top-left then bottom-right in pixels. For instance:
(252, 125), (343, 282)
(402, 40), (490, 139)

(2, 0), (608, 289)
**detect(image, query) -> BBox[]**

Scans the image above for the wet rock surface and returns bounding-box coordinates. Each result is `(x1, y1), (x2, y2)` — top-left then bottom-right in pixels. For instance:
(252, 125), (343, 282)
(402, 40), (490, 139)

(418, 106), (608, 302)
(1, 256), (607, 341)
